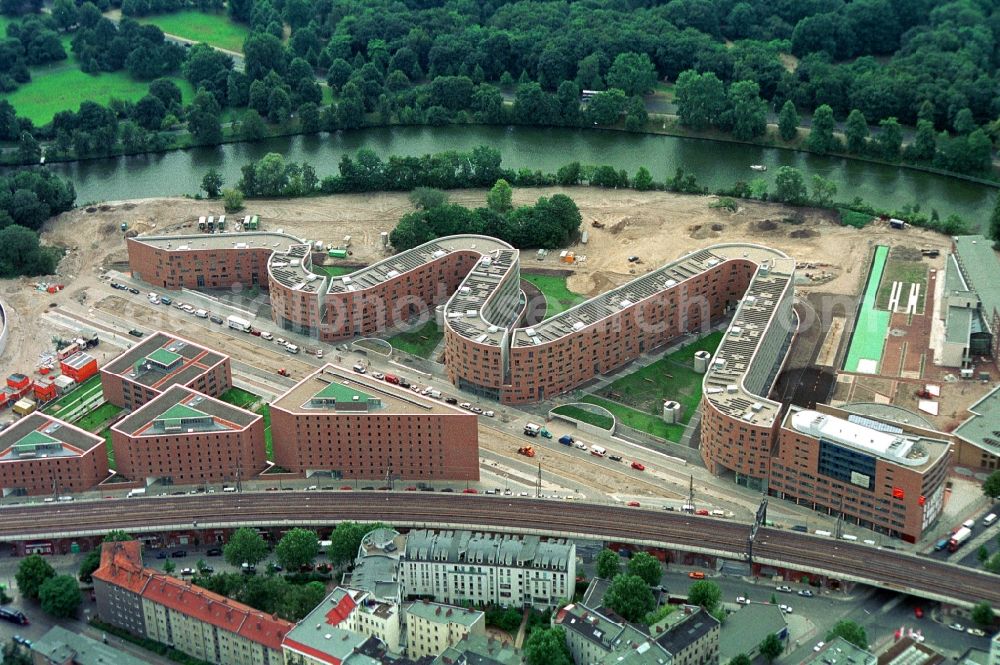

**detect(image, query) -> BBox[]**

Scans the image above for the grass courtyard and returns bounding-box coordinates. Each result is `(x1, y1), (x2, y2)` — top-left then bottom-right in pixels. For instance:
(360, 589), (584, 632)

(583, 331), (725, 442)
(220, 387), (272, 459)
(42, 374), (103, 417)
(311, 264), (357, 278)
(521, 274), (583, 319)
(551, 404), (613, 430)
(74, 402), (122, 432)
(137, 11), (249, 52)
(387, 320), (442, 358)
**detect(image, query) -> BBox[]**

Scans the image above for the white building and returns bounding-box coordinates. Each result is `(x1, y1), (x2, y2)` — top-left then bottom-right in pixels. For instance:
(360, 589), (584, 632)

(404, 600), (485, 659)
(399, 530), (576, 609)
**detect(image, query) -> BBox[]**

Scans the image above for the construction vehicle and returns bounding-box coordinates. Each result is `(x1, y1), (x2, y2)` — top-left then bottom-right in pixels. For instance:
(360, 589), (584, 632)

(591, 220), (605, 229)
(277, 369), (290, 377)
(915, 388), (933, 399)
(517, 446), (536, 458)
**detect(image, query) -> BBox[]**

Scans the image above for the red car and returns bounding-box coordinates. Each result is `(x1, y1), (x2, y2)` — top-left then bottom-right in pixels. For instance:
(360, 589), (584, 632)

(462, 488), (478, 494)
(627, 501), (641, 507)
(340, 486), (352, 491)
(405, 486), (417, 491)
(695, 509), (710, 516)
(631, 462), (645, 471)
(914, 606), (924, 619)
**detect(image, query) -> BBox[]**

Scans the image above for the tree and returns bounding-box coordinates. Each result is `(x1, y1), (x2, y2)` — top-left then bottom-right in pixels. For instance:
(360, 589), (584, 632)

(298, 102), (320, 134)
(810, 175), (837, 207)
(17, 132), (40, 164)
(163, 559), (175, 574)
(633, 167), (654, 191)
(487, 179), (513, 213)
(606, 52), (657, 97)
(240, 109), (267, 141)
(409, 187), (448, 210)
(908, 119), (936, 161)
(971, 601), (995, 627)
(724, 80), (766, 141)
(953, 108), (976, 135)
(596, 548), (620, 579)
(627, 552), (662, 586)
(778, 100), (799, 141)
(39, 574), (81, 618)
(774, 166), (807, 205)
(644, 604), (676, 626)
(3, 640), (32, 665)
(0, 225), (57, 277)
(729, 656), (751, 665)
(223, 188), (244, 213)
(523, 626), (572, 665)
(984, 470), (1000, 497)
(759, 633), (783, 662)
(624, 95), (647, 132)
(827, 620), (868, 649)
(16, 554), (55, 599)
(243, 32), (286, 81)
(586, 89), (626, 126)
(687, 580), (721, 612)
(224, 527), (268, 567)
(187, 88), (222, 145)
(844, 110), (869, 154)
(275, 528), (319, 571)
(201, 168), (223, 198)
(807, 104), (837, 154)
(603, 574), (655, 622)
(328, 521), (369, 566)
(987, 552), (1000, 574)
(78, 549), (102, 583)
(51, 0), (78, 31)
(876, 117), (902, 160)
(675, 70), (725, 131)
(977, 545), (990, 564)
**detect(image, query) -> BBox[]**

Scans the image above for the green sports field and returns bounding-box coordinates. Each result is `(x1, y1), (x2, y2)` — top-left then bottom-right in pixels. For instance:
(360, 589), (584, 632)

(137, 11), (249, 52)
(844, 245), (891, 372)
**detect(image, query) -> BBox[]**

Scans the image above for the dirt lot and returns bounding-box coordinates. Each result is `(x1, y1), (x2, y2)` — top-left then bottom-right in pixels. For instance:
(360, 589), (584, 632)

(0, 189), (953, 383)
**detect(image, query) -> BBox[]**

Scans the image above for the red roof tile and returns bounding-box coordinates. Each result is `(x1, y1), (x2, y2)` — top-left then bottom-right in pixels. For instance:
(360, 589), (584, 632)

(94, 541), (291, 651)
(324, 592), (357, 627)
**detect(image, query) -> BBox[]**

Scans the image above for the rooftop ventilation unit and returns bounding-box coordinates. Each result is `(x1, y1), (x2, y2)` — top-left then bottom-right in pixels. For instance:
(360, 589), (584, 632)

(665, 279), (677, 287)
(465, 310), (478, 318)
(460, 286), (471, 294)
(525, 328), (536, 336)
(386, 270), (400, 279)
(726, 384), (738, 394)
(619, 299), (633, 309)
(480, 257), (493, 267)
(342, 276), (352, 284)
(706, 258), (719, 267)
(488, 325), (499, 333)
(432, 250), (446, 259)
(572, 321), (585, 331)
(751, 402), (764, 412)
(234, 242), (248, 249)
(476, 334), (488, 343)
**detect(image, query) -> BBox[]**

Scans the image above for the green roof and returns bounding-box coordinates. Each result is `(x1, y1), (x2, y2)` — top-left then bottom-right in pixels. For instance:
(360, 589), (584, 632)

(158, 403), (208, 421)
(954, 235), (1000, 331)
(954, 383), (1000, 456)
(147, 347), (181, 367)
(314, 381), (374, 403)
(14, 430), (59, 449)
(946, 306), (973, 344)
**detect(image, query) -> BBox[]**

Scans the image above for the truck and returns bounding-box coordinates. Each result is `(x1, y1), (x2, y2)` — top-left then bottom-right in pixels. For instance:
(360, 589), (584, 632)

(127, 488), (146, 498)
(589, 445), (607, 457)
(517, 446), (536, 458)
(227, 315), (252, 332)
(948, 526), (972, 552)
(523, 423), (541, 437)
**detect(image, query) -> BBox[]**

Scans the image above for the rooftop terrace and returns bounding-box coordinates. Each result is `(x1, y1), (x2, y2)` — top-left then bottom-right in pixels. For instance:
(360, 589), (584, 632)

(0, 413), (103, 461)
(102, 332), (225, 390)
(954, 383), (1000, 458)
(113, 385), (259, 437)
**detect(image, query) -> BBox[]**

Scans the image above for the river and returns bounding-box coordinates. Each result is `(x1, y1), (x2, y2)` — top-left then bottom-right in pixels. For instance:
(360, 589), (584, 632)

(45, 125), (996, 232)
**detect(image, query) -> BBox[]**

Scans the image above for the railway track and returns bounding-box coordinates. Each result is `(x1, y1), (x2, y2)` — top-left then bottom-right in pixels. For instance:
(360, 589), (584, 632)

(0, 494), (996, 607)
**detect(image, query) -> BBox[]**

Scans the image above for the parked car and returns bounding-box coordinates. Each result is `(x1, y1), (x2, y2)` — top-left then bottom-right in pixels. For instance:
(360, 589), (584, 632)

(688, 571), (705, 579)
(372, 372), (384, 380)
(776, 585), (792, 593)
(948, 622), (965, 632)
(695, 509), (710, 516)
(0, 608), (28, 625)
(462, 488), (478, 494)
(967, 627), (986, 637)
(206, 548), (222, 556)
(160, 296), (173, 305)
(171, 550), (188, 558)
(128, 329), (144, 337)
(813, 642), (825, 652)
(260, 331), (273, 340)
(627, 501), (641, 507)
(445, 397), (458, 404)
(797, 589), (814, 597)
(631, 462), (645, 471)
(609, 454), (623, 462)
(200, 565), (214, 574)
(914, 606), (924, 619)
(735, 596), (750, 605)
(209, 314), (223, 324)
(779, 604), (793, 614)
(439, 488), (454, 492)
(483, 410), (495, 417)
(127, 287), (140, 294)
(459, 402), (472, 410)
(12, 635), (31, 647)
(155, 551), (168, 559)
(559, 435), (574, 445)
(180, 567), (195, 576)
(471, 406), (483, 414)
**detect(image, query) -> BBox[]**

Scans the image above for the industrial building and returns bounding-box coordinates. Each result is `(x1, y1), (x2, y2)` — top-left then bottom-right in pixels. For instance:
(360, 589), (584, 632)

(270, 365), (478, 481)
(110, 385), (266, 485)
(59, 352), (98, 383)
(30, 625), (149, 665)
(937, 235), (1000, 368)
(770, 405), (952, 543)
(399, 529), (575, 609)
(100, 331), (231, 409)
(953, 384), (1000, 470)
(92, 540), (292, 665)
(0, 412), (109, 497)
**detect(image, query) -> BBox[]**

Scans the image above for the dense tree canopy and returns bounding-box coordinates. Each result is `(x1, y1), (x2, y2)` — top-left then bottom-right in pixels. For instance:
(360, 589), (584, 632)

(604, 574), (655, 623)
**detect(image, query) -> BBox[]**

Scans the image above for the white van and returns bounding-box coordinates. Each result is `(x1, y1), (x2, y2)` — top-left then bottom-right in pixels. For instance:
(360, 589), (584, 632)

(983, 513), (997, 527)
(285, 343), (299, 354)
(840, 534), (858, 541)
(428, 389), (442, 399)
(194, 309), (208, 318)
(962, 519), (976, 530)
(222, 486), (237, 493)
(814, 530), (833, 537)
(589, 445), (607, 457)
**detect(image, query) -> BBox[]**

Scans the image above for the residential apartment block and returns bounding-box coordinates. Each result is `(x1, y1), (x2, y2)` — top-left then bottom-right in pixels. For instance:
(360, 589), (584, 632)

(110, 385), (266, 485)
(270, 365), (478, 481)
(31, 625), (149, 665)
(399, 530), (575, 609)
(100, 331), (231, 409)
(92, 541), (291, 665)
(0, 413), (108, 497)
(404, 600), (485, 660)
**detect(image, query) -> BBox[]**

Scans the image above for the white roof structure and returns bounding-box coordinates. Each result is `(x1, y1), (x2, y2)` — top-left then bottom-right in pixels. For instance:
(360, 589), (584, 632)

(790, 410), (929, 466)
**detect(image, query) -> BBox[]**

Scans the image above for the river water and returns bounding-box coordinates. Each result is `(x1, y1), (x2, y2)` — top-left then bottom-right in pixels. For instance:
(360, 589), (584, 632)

(44, 125), (996, 231)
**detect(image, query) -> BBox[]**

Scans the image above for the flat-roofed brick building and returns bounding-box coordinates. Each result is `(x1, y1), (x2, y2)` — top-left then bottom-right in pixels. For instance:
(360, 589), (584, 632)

(100, 332), (231, 409)
(110, 385), (265, 485)
(0, 413), (108, 496)
(270, 365), (478, 480)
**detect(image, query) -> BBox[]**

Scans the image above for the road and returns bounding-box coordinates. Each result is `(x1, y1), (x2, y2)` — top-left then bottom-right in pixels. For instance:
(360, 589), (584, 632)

(0, 493), (997, 608)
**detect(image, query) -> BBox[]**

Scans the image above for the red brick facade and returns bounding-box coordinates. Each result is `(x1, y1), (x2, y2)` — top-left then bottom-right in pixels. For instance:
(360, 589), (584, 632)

(0, 415), (109, 496)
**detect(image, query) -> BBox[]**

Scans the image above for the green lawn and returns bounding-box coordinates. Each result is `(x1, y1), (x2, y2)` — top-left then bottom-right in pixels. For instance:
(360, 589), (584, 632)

(42, 374), (103, 417)
(522, 274), (584, 319)
(137, 11), (249, 52)
(102, 428), (115, 470)
(844, 246), (891, 373)
(584, 331), (725, 442)
(838, 208), (873, 229)
(256, 403), (273, 460)
(551, 404), (613, 431)
(75, 402), (122, 431)
(875, 255), (928, 312)
(312, 264), (358, 277)
(387, 320), (443, 358)
(219, 387), (261, 409)
(1, 51), (195, 125)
